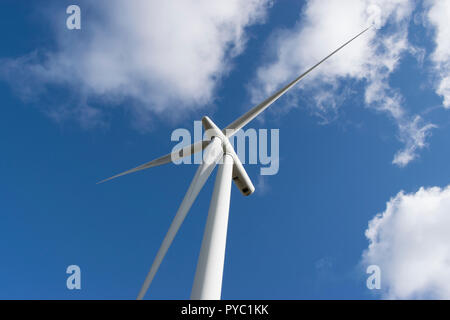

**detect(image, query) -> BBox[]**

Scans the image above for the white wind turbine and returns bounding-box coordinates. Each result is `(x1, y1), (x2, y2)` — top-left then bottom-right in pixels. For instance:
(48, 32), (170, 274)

(98, 27), (372, 300)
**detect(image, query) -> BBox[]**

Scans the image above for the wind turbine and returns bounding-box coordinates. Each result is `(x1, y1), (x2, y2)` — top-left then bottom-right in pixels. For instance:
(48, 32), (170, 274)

(98, 26), (372, 300)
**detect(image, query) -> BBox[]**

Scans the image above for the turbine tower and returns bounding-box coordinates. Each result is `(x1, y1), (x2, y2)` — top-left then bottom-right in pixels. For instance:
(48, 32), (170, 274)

(98, 26), (372, 300)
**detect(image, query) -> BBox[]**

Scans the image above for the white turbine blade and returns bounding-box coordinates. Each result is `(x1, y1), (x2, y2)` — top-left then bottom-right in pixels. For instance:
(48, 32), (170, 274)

(137, 137), (223, 300)
(97, 140), (209, 184)
(224, 26), (372, 137)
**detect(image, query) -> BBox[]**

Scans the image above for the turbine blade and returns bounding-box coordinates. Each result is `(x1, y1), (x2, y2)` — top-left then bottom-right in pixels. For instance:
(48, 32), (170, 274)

(223, 26), (372, 137)
(97, 140), (210, 184)
(137, 137), (223, 300)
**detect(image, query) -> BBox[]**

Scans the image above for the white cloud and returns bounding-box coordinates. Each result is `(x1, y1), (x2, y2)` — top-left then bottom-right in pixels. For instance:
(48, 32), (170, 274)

(362, 185), (450, 299)
(0, 0), (271, 128)
(425, 0), (450, 108)
(250, 0), (435, 166)
(392, 116), (436, 167)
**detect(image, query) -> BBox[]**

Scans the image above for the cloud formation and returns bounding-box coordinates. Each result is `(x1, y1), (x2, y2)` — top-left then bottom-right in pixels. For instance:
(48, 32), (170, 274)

(392, 116), (436, 167)
(362, 185), (450, 299)
(0, 0), (270, 128)
(425, 0), (450, 108)
(250, 0), (435, 166)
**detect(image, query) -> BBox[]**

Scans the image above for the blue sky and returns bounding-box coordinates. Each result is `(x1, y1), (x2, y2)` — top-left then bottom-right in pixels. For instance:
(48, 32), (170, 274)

(1, 0), (450, 299)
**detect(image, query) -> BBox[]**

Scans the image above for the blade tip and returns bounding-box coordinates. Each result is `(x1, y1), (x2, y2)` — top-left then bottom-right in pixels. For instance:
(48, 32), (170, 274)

(96, 177), (113, 184)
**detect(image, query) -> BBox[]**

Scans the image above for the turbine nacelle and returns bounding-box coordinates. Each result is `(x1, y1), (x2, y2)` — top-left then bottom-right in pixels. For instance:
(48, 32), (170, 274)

(202, 116), (255, 196)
